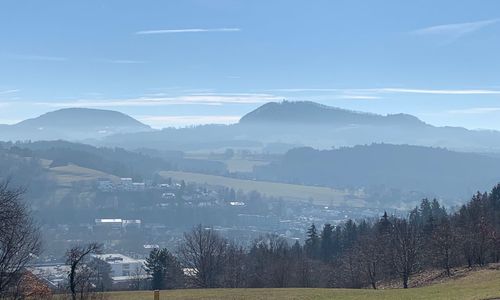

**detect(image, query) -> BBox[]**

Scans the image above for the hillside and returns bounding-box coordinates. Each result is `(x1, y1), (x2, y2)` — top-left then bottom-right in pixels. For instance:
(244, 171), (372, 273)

(239, 101), (426, 127)
(101, 101), (500, 153)
(160, 170), (366, 207)
(0, 108), (152, 141)
(101, 267), (500, 300)
(255, 144), (500, 198)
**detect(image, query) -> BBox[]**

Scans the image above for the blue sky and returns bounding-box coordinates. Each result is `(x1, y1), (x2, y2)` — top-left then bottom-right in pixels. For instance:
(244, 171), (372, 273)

(1, 0), (500, 129)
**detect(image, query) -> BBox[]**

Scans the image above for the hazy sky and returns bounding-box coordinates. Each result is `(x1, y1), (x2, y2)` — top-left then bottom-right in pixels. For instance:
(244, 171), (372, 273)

(1, 0), (500, 129)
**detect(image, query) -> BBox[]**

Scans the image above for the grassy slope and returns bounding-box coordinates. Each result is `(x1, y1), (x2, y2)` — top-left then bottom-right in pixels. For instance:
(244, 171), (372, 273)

(160, 170), (366, 207)
(41, 161), (119, 202)
(48, 163), (119, 187)
(220, 158), (268, 173)
(184, 153), (269, 173)
(106, 268), (500, 300)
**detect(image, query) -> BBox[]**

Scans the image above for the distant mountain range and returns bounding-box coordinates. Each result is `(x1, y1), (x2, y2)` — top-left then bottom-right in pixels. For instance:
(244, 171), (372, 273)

(104, 101), (500, 153)
(0, 108), (152, 141)
(4, 102), (500, 153)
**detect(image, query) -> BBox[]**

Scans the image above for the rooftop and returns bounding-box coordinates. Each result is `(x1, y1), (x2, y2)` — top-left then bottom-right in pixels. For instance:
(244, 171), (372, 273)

(92, 253), (144, 265)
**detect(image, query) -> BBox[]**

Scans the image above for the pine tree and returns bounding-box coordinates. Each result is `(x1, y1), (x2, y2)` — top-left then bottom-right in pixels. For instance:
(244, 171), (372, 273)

(320, 224), (334, 262)
(145, 248), (185, 290)
(305, 224), (320, 259)
(145, 248), (167, 290)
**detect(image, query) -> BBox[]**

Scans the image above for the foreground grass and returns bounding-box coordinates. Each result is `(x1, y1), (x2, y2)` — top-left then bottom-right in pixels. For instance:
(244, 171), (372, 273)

(160, 170), (365, 207)
(105, 268), (500, 300)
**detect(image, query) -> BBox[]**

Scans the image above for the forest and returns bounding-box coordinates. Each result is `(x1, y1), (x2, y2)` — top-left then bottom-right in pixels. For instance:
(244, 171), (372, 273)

(143, 184), (500, 290)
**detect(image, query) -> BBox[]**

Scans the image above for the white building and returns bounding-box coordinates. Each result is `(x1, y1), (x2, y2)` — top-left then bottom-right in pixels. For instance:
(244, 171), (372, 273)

(95, 218), (123, 230)
(119, 178), (134, 190)
(97, 179), (114, 192)
(92, 254), (148, 282)
(94, 219), (142, 230)
(122, 219), (141, 229)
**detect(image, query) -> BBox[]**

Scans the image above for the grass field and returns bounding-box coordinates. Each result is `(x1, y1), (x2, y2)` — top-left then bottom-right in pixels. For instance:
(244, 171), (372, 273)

(185, 153), (270, 173)
(42, 162), (119, 202)
(104, 268), (500, 299)
(49, 163), (119, 187)
(220, 158), (268, 173)
(160, 171), (366, 207)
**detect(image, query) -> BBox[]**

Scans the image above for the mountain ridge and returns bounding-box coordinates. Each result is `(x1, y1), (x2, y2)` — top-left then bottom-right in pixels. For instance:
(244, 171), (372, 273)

(0, 107), (152, 141)
(239, 101), (428, 127)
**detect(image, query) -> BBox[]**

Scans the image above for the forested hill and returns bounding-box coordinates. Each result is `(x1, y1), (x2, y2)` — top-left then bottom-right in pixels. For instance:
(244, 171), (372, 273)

(239, 101), (426, 127)
(0, 140), (226, 180)
(254, 144), (500, 198)
(101, 101), (500, 153)
(0, 108), (152, 141)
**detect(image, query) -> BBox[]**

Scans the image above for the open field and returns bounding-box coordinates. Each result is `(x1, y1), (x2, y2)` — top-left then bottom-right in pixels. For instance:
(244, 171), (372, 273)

(160, 171), (366, 207)
(104, 268), (500, 299)
(48, 163), (119, 187)
(185, 153), (270, 173)
(220, 158), (268, 173)
(41, 162), (119, 202)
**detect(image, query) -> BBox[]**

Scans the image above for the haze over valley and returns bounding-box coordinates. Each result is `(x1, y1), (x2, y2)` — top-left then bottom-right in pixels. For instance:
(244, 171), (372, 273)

(1, 1), (499, 298)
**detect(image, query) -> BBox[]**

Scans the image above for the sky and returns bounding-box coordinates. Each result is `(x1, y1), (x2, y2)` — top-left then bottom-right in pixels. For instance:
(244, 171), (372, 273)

(1, 0), (500, 129)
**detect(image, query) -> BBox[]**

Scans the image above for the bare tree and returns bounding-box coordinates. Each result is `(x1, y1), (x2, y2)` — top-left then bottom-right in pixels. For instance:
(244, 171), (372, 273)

(390, 218), (420, 289)
(222, 243), (246, 288)
(178, 225), (227, 288)
(65, 243), (101, 300)
(431, 219), (456, 276)
(0, 182), (41, 298)
(358, 233), (383, 289)
(130, 265), (148, 291)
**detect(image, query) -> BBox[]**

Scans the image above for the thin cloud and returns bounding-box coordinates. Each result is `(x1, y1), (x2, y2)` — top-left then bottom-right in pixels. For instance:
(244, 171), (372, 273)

(271, 88), (342, 93)
(338, 95), (380, 100)
(377, 88), (500, 95)
(136, 115), (241, 128)
(448, 107), (500, 115)
(273, 87), (500, 96)
(34, 93), (282, 108)
(0, 89), (20, 95)
(412, 19), (499, 41)
(136, 28), (241, 35)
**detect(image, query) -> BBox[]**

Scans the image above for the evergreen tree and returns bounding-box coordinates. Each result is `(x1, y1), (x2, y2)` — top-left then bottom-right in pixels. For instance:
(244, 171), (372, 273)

(145, 248), (184, 290)
(305, 224), (320, 259)
(320, 224), (334, 262)
(145, 248), (167, 290)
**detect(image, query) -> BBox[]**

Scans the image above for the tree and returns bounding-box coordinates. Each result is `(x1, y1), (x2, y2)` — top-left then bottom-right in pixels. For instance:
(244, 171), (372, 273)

(65, 243), (101, 300)
(88, 257), (112, 292)
(305, 224), (320, 259)
(431, 218), (456, 276)
(358, 230), (383, 289)
(164, 250), (185, 289)
(222, 243), (246, 288)
(320, 224), (334, 262)
(178, 225), (227, 288)
(145, 248), (184, 290)
(390, 218), (420, 288)
(0, 182), (41, 298)
(145, 248), (167, 290)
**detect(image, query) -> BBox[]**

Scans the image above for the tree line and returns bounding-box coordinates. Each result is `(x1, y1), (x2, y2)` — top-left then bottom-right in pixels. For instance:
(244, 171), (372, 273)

(145, 185), (499, 290)
(0, 182), (499, 298)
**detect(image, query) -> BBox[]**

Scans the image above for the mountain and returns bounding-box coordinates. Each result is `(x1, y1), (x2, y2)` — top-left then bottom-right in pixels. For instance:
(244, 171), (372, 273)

(254, 144), (500, 200)
(101, 101), (500, 153)
(7, 101), (500, 153)
(240, 101), (426, 127)
(0, 108), (152, 141)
